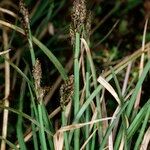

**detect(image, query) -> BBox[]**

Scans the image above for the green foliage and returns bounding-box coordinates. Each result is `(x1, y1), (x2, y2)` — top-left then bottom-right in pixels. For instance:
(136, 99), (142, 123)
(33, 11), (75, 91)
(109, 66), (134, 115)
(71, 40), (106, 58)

(0, 0), (149, 149)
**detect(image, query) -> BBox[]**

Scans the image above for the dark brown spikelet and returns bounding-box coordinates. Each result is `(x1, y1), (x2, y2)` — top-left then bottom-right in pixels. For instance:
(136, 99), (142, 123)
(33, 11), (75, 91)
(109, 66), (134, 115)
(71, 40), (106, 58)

(71, 0), (86, 32)
(70, 0), (87, 44)
(19, 0), (30, 36)
(32, 59), (44, 103)
(60, 75), (74, 110)
(33, 59), (42, 89)
(70, 0), (92, 44)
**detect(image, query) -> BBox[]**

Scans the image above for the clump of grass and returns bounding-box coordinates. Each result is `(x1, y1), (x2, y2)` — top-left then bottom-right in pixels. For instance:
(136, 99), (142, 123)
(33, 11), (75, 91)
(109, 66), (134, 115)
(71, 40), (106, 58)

(0, 0), (150, 150)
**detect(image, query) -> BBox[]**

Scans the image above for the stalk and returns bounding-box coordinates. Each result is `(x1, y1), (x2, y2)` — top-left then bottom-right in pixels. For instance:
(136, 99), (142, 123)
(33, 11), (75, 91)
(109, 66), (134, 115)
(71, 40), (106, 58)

(74, 32), (80, 150)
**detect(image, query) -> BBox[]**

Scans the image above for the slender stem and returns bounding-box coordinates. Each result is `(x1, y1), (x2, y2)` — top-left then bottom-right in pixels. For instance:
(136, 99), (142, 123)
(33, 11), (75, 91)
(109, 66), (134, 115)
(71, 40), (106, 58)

(62, 111), (69, 150)
(85, 72), (90, 150)
(82, 38), (102, 141)
(0, 29), (10, 150)
(17, 67), (28, 150)
(74, 32), (80, 150)
(134, 18), (148, 110)
(38, 103), (47, 150)
(27, 25), (36, 66)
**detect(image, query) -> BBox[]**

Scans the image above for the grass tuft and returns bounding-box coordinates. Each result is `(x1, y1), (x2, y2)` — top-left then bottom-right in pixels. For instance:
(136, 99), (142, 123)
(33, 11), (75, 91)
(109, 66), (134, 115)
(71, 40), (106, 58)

(0, 0), (150, 149)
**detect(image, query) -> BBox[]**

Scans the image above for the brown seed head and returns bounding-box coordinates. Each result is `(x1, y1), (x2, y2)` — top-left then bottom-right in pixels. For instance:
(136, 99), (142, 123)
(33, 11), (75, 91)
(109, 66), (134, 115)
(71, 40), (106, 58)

(33, 59), (44, 103)
(19, 0), (30, 35)
(60, 75), (74, 110)
(70, 0), (92, 44)
(71, 0), (86, 31)
(33, 59), (42, 89)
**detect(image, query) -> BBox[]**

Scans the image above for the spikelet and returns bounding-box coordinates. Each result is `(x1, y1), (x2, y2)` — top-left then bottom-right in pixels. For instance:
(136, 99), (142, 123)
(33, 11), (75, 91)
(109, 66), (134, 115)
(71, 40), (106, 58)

(70, 0), (86, 44)
(32, 59), (44, 103)
(19, 0), (30, 36)
(70, 0), (92, 44)
(71, 0), (86, 32)
(60, 75), (74, 110)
